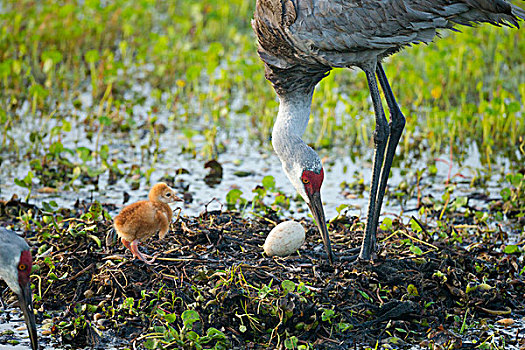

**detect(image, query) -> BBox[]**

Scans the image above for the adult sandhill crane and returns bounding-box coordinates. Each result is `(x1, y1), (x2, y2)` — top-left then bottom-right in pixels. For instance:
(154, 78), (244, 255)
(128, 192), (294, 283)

(252, 0), (524, 264)
(0, 228), (38, 350)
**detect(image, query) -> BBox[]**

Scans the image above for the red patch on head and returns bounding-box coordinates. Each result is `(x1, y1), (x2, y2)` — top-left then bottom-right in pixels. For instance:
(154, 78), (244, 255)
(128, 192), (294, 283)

(301, 168), (324, 194)
(18, 250), (33, 286)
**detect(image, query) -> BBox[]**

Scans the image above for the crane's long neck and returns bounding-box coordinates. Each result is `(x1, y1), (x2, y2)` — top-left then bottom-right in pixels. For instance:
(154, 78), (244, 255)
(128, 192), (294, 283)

(272, 89), (314, 164)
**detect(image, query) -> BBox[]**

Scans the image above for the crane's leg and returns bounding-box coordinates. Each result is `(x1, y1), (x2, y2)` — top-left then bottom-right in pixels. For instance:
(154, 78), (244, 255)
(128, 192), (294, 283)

(371, 63), (406, 232)
(360, 68), (390, 261)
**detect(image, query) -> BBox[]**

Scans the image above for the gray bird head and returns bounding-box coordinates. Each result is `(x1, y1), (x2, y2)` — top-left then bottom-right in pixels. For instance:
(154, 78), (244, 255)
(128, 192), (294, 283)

(280, 143), (324, 204)
(274, 139), (334, 264)
(0, 228), (39, 350)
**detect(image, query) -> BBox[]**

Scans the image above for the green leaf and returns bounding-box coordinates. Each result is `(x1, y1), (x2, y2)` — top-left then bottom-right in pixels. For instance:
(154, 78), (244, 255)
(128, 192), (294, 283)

(455, 196), (468, 208)
(77, 147), (92, 162)
(336, 203), (349, 214)
(49, 141), (64, 156)
(357, 289), (371, 301)
(186, 331), (199, 341)
(206, 327), (226, 339)
(284, 336), (298, 349)
(281, 280), (296, 294)
(321, 308), (335, 322)
(337, 322), (352, 332)
(407, 284), (419, 296)
(226, 189), (243, 206)
(410, 218), (423, 233)
(99, 144), (109, 160)
(410, 244), (423, 256)
(380, 217), (393, 230)
(164, 313), (177, 323)
(503, 245), (519, 254)
(500, 187), (511, 201)
(262, 175), (275, 190)
(182, 310), (200, 329)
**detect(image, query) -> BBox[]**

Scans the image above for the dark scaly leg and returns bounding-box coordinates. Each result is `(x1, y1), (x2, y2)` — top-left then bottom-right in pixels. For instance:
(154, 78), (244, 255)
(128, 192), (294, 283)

(371, 63), (406, 236)
(360, 68), (390, 261)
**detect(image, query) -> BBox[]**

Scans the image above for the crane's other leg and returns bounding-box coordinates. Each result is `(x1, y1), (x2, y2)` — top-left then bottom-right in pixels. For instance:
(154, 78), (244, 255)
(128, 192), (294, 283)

(371, 63), (406, 233)
(360, 68), (390, 261)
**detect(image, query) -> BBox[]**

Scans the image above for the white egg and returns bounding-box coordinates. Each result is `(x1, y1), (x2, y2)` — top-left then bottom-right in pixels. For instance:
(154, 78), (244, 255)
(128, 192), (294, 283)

(263, 220), (305, 257)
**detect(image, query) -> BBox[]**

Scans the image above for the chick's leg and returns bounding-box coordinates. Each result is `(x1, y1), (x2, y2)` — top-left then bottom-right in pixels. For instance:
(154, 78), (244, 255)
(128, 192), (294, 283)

(129, 239), (156, 264)
(121, 238), (132, 251)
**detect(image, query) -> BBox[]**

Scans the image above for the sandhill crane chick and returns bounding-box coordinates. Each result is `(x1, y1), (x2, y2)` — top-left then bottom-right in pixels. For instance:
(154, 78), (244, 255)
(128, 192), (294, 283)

(114, 183), (182, 264)
(264, 221), (305, 257)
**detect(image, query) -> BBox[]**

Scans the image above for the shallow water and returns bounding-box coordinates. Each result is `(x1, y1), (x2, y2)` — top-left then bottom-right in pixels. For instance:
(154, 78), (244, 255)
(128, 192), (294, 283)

(0, 88), (512, 223)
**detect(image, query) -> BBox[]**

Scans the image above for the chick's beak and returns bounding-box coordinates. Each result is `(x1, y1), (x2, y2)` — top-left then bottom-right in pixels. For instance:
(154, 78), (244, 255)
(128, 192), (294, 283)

(18, 282), (38, 350)
(307, 191), (334, 265)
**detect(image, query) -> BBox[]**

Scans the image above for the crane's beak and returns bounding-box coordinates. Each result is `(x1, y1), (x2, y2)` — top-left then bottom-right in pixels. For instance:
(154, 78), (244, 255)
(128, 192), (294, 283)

(307, 191), (334, 265)
(18, 282), (38, 350)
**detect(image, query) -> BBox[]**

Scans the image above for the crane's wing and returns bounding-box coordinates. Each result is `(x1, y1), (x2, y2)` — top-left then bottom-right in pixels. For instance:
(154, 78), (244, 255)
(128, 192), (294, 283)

(255, 0), (523, 69)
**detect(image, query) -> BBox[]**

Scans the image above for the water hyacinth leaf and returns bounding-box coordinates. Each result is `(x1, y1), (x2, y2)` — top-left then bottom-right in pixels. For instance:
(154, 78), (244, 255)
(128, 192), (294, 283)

(206, 327), (227, 339)
(262, 175), (275, 190)
(410, 245), (423, 256)
(407, 284), (419, 296)
(321, 309), (335, 322)
(182, 310), (200, 329)
(226, 189), (243, 206)
(410, 218), (423, 233)
(284, 336), (298, 349)
(500, 188), (511, 201)
(503, 245), (519, 254)
(164, 313), (177, 323)
(380, 217), (393, 230)
(186, 331), (199, 341)
(281, 280), (296, 294)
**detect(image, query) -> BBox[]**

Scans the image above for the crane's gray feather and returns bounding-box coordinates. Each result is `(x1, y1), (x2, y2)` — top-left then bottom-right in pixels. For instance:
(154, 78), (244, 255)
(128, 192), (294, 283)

(253, 0), (524, 94)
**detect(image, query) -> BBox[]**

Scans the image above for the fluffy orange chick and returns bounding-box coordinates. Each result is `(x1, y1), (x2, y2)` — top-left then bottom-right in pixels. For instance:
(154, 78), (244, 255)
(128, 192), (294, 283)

(114, 182), (182, 264)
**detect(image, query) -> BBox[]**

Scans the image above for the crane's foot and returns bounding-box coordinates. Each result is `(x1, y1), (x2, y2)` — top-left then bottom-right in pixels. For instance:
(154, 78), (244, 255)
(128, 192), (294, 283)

(122, 238), (156, 264)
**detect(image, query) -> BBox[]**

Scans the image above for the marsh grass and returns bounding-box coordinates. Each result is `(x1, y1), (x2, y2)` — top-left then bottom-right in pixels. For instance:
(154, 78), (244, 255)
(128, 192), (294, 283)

(1, 1), (523, 168)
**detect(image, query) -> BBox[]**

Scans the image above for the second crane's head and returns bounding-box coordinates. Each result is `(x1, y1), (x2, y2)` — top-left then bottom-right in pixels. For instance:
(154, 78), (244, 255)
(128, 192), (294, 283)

(277, 141), (334, 264)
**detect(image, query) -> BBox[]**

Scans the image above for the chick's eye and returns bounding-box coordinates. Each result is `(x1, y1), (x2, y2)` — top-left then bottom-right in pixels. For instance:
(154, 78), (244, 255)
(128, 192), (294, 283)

(18, 264), (27, 271)
(166, 193), (171, 197)
(302, 178), (309, 184)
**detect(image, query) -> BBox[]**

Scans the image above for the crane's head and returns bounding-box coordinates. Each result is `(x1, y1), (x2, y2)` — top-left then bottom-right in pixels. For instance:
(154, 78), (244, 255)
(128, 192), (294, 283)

(281, 146), (334, 264)
(0, 231), (39, 350)
(149, 182), (183, 204)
